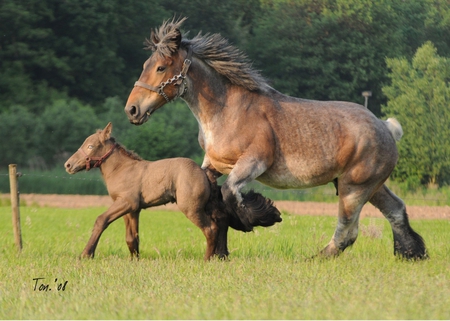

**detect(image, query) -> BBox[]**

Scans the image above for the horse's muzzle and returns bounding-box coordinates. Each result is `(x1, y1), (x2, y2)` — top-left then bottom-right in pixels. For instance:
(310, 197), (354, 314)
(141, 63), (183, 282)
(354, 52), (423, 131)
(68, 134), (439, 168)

(124, 104), (150, 125)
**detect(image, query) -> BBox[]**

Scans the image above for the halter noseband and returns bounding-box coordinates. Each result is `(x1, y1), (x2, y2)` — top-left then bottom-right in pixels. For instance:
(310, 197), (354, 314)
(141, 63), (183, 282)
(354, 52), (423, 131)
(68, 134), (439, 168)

(133, 47), (192, 103)
(78, 143), (117, 171)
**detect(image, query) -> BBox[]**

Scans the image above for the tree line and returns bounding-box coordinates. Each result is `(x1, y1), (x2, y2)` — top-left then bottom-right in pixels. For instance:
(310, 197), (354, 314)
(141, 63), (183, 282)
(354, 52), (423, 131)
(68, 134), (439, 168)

(1, 0), (449, 189)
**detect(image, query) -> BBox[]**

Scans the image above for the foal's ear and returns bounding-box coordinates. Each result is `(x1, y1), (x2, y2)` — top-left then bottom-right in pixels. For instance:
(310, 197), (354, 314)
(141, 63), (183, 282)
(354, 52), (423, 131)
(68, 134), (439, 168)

(101, 122), (113, 141)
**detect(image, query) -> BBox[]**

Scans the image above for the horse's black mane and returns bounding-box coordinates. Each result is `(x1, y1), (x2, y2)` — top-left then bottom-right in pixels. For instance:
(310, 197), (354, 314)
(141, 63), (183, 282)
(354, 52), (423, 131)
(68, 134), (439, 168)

(145, 17), (268, 92)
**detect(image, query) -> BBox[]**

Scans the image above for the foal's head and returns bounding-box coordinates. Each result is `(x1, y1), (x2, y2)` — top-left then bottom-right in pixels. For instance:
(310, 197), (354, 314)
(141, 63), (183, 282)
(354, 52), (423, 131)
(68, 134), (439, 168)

(64, 122), (114, 174)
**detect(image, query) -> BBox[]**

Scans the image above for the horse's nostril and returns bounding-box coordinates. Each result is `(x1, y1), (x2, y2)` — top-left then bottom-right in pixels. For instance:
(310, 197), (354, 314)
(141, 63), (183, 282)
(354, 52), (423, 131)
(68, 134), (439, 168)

(65, 163), (70, 168)
(129, 106), (137, 116)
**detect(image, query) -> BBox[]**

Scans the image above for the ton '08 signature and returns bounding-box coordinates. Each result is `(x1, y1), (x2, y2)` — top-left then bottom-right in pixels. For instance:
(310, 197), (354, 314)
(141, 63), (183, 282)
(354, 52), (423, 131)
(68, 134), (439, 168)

(33, 278), (68, 292)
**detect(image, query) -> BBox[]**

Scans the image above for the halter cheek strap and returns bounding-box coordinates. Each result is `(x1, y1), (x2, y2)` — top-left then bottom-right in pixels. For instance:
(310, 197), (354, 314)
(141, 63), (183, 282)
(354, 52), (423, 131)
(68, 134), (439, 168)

(78, 143), (117, 171)
(134, 46), (192, 103)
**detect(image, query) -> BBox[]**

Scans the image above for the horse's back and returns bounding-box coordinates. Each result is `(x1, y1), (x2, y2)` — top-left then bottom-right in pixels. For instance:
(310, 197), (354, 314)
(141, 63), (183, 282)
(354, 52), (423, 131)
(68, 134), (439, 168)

(257, 92), (399, 188)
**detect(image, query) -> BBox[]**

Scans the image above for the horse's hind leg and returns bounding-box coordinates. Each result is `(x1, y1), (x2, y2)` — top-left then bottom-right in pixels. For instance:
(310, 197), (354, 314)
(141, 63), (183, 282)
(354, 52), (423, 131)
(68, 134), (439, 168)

(369, 185), (427, 259)
(123, 210), (140, 259)
(320, 189), (366, 257)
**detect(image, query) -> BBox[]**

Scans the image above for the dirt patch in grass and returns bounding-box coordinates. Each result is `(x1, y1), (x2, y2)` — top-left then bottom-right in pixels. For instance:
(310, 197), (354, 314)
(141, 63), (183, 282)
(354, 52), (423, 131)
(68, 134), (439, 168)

(2, 193), (449, 219)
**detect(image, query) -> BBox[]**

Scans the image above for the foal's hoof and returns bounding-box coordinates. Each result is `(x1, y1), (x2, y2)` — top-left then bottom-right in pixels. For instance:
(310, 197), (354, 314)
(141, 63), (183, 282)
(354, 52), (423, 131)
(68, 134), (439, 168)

(79, 252), (94, 259)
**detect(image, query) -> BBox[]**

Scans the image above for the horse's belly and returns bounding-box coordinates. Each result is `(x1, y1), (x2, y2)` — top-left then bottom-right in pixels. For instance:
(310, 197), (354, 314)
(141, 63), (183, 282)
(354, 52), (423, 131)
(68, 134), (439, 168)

(258, 159), (337, 189)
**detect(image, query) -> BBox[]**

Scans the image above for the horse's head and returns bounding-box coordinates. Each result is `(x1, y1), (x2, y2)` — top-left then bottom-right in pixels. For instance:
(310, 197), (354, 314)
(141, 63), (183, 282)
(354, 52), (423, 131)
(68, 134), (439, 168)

(65, 122), (115, 173)
(125, 17), (191, 125)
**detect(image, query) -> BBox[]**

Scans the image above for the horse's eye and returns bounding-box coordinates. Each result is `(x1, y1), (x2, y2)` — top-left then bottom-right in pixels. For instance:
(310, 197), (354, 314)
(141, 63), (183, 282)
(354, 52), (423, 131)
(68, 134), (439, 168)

(156, 66), (166, 72)
(88, 145), (94, 149)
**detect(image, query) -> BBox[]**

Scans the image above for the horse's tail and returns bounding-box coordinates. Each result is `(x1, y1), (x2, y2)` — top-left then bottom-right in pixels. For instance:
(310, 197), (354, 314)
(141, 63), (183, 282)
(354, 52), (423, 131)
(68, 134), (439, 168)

(384, 118), (403, 141)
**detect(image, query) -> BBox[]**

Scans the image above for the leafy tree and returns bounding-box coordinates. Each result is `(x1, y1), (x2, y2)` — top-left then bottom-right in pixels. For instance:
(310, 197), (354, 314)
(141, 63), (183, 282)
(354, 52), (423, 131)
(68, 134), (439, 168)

(0, 107), (37, 167)
(0, 0), (168, 113)
(382, 41), (450, 187)
(0, 0), (71, 113)
(35, 99), (101, 167)
(98, 98), (203, 162)
(245, 0), (444, 116)
(161, 0), (260, 47)
(119, 101), (203, 163)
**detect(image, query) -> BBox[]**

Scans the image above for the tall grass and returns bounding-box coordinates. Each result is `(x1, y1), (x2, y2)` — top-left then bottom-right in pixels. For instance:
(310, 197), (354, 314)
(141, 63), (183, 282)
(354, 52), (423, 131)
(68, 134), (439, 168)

(1, 205), (449, 319)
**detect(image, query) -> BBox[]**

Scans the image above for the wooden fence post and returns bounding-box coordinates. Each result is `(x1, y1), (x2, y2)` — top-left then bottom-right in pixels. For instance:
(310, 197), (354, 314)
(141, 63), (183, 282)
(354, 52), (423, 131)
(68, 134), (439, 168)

(9, 164), (22, 251)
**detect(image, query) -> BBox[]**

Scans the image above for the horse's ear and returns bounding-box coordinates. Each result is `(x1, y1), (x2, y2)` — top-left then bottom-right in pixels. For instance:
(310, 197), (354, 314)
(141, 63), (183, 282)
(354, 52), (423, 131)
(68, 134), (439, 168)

(173, 28), (182, 50)
(101, 122), (112, 142)
(150, 17), (185, 56)
(143, 31), (158, 51)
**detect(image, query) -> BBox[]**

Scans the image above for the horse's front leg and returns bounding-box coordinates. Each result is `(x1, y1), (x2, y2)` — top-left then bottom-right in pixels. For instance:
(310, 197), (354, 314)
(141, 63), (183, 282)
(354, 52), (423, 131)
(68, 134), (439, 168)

(222, 157), (268, 204)
(81, 199), (132, 258)
(123, 210), (141, 259)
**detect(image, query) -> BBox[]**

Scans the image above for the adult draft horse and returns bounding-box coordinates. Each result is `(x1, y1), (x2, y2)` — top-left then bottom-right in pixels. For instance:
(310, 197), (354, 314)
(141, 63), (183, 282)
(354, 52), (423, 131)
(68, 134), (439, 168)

(64, 122), (281, 260)
(124, 17), (427, 259)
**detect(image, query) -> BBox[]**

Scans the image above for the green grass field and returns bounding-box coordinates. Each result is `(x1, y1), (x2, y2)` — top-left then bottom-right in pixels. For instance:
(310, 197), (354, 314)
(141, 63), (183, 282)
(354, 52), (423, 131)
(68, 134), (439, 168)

(1, 206), (449, 319)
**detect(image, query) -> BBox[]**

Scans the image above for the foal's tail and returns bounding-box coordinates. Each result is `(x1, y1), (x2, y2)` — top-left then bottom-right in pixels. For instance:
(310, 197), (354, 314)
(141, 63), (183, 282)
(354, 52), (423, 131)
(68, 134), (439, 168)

(384, 118), (403, 141)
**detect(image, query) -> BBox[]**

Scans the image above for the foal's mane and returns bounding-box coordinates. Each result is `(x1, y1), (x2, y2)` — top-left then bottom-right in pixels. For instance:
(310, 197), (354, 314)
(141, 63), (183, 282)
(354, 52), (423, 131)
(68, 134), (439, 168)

(145, 17), (268, 92)
(108, 136), (142, 161)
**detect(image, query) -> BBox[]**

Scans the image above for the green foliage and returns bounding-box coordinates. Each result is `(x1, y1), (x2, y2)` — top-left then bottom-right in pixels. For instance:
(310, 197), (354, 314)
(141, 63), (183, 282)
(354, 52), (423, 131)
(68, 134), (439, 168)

(161, 0), (260, 47)
(0, 97), (203, 170)
(0, 0), (169, 112)
(0, 207), (449, 319)
(246, 0), (440, 115)
(36, 99), (102, 167)
(1, 0), (450, 185)
(98, 98), (204, 162)
(0, 107), (37, 167)
(0, 167), (107, 195)
(382, 42), (450, 187)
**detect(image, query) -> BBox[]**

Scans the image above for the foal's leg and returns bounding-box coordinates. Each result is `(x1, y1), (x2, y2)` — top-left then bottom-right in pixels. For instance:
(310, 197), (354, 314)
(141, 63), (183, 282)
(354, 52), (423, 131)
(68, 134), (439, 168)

(369, 185), (427, 259)
(81, 199), (132, 258)
(180, 206), (218, 260)
(123, 210), (141, 259)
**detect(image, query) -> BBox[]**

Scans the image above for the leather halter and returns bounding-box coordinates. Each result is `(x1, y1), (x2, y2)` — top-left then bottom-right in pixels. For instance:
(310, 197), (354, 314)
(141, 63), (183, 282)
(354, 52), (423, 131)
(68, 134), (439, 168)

(133, 47), (192, 103)
(78, 143), (117, 171)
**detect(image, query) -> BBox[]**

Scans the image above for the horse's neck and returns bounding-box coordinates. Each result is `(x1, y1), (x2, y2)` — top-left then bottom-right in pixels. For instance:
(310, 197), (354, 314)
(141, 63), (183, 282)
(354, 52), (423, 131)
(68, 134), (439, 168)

(183, 58), (236, 124)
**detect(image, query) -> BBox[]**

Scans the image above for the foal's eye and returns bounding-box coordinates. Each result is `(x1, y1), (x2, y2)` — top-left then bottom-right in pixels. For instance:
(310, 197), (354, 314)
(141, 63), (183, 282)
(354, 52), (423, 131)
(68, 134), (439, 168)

(156, 66), (166, 72)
